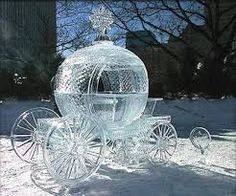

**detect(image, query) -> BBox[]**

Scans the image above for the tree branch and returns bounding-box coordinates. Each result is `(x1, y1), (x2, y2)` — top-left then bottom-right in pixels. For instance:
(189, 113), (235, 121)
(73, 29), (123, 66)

(130, 1), (203, 59)
(160, 0), (213, 42)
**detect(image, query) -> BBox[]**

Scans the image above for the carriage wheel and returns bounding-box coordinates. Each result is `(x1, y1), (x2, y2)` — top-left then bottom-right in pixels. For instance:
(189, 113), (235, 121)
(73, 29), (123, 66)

(189, 127), (211, 153)
(43, 115), (106, 187)
(145, 123), (177, 164)
(11, 107), (59, 164)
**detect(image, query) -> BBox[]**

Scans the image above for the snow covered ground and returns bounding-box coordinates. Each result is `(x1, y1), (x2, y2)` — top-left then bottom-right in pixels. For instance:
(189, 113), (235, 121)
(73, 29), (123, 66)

(0, 98), (235, 195)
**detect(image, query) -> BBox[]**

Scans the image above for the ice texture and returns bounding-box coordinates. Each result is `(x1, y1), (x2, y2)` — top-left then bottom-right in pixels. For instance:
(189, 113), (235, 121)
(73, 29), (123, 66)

(54, 41), (148, 125)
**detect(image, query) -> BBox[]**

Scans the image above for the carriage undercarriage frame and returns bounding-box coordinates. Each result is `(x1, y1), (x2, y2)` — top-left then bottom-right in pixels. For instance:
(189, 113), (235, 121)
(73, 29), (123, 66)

(10, 99), (178, 187)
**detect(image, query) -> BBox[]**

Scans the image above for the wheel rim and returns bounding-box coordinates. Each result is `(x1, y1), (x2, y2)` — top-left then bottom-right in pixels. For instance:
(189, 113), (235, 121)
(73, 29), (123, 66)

(189, 127), (211, 150)
(43, 115), (105, 186)
(11, 107), (59, 164)
(146, 123), (177, 164)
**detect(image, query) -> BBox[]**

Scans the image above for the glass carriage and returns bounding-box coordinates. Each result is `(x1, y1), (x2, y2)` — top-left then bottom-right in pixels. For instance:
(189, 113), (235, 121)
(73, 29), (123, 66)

(10, 6), (178, 187)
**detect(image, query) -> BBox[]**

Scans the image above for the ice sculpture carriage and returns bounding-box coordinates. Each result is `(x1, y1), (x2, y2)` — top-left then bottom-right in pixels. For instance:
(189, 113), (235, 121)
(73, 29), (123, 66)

(10, 7), (178, 187)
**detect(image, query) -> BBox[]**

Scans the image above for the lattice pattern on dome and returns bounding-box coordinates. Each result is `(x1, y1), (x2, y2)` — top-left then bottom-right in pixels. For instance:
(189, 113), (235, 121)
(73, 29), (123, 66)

(101, 70), (120, 92)
(54, 40), (148, 122)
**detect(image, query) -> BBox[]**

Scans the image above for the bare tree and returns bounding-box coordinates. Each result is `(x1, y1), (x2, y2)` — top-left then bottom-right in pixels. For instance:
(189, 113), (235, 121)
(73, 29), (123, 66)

(99, 0), (236, 96)
(2, 0), (234, 97)
(56, 1), (98, 53)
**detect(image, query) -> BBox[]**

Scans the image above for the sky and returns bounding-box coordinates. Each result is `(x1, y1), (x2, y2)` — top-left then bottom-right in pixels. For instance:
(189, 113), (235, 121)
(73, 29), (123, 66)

(56, 1), (205, 57)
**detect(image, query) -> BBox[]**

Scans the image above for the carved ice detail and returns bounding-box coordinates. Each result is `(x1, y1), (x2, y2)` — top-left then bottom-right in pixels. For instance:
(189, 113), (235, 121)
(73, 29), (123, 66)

(89, 6), (114, 35)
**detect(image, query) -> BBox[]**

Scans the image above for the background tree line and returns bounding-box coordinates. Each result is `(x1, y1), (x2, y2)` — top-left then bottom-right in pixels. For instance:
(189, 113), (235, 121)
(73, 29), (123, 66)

(0, 0), (235, 99)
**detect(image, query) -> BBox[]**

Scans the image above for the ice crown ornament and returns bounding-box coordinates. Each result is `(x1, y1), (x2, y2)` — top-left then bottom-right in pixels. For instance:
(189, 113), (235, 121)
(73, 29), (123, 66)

(89, 5), (114, 35)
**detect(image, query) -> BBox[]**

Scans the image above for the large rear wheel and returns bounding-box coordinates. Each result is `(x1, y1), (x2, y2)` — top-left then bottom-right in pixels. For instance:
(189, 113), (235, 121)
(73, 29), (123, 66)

(11, 107), (59, 164)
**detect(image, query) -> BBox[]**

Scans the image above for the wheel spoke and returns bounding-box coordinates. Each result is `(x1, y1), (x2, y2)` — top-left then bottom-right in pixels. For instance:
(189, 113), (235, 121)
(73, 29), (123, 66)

(55, 155), (70, 174)
(74, 158), (84, 178)
(164, 148), (172, 156)
(163, 127), (171, 137)
(167, 134), (176, 139)
(66, 158), (75, 179)
(64, 121), (73, 140)
(151, 131), (159, 140)
(64, 157), (72, 178)
(76, 124), (84, 141)
(16, 138), (33, 148)
(163, 124), (168, 136)
(79, 157), (88, 173)
(49, 144), (68, 153)
(30, 112), (38, 127)
(35, 143), (40, 158)
(153, 148), (160, 157)
(88, 141), (102, 148)
(83, 127), (96, 140)
(85, 156), (95, 167)
(29, 143), (37, 160)
(23, 118), (36, 130)
(13, 134), (31, 138)
(23, 142), (35, 156)
(160, 124), (165, 137)
(162, 150), (168, 160)
(81, 120), (89, 131)
(56, 129), (70, 143)
(87, 150), (100, 158)
(51, 153), (68, 167)
(149, 144), (158, 152)
(74, 121), (86, 139)
(157, 125), (162, 137)
(17, 124), (34, 133)
(74, 159), (79, 178)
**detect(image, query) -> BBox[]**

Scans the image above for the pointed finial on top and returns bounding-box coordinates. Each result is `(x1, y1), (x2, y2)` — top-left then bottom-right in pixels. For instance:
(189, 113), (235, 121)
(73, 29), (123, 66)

(89, 5), (114, 36)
